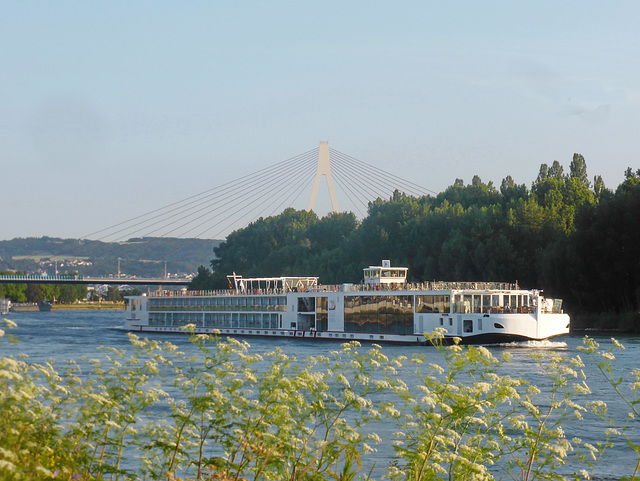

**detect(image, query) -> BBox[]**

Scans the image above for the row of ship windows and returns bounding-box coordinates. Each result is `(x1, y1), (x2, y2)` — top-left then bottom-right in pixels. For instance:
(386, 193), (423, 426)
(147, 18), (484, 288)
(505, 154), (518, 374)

(344, 316), (414, 334)
(343, 296), (413, 334)
(343, 295), (414, 312)
(148, 296), (285, 307)
(145, 293), (533, 315)
(454, 294), (532, 314)
(418, 294), (532, 314)
(149, 305), (287, 312)
(149, 312), (280, 329)
(341, 294), (532, 315)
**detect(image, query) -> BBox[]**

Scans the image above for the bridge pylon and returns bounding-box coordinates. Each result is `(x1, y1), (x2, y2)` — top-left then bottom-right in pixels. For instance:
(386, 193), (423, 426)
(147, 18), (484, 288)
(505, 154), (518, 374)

(307, 141), (339, 214)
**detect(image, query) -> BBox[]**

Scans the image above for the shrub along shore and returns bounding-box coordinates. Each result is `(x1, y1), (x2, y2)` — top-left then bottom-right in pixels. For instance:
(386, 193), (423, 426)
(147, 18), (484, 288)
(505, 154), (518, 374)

(1, 321), (638, 481)
(51, 301), (125, 310)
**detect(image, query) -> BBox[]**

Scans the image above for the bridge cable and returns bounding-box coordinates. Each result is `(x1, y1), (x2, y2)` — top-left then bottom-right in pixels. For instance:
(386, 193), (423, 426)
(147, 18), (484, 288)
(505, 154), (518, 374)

(330, 148), (437, 196)
(154, 156), (319, 276)
(124, 153), (319, 277)
(85, 151), (318, 276)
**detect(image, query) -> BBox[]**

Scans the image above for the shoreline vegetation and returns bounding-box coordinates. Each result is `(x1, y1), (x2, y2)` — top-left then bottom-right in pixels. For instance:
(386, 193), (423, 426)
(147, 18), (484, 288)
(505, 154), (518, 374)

(51, 301), (125, 311)
(191, 157), (640, 332)
(1, 321), (639, 480)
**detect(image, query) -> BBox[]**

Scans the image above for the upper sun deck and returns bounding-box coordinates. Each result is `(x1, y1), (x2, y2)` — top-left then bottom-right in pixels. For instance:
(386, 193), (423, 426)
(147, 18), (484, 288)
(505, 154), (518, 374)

(146, 279), (521, 298)
(141, 260), (525, 298)
(226, 273), (319, 293)
(363, 260), (408, 286)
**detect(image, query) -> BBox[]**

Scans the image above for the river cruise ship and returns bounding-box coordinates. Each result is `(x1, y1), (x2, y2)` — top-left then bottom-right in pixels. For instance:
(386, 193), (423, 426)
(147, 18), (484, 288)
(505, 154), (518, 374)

(124, 261), (570, 344)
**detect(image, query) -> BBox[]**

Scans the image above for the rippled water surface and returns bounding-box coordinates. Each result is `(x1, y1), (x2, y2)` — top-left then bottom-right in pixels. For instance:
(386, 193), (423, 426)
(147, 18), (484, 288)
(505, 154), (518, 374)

(2, 310), (638, 480)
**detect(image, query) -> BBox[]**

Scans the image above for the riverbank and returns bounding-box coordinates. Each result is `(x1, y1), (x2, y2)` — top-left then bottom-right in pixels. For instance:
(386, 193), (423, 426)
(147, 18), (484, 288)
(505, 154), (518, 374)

(571, 310), (640, 332)
(52, 301), (125, 311)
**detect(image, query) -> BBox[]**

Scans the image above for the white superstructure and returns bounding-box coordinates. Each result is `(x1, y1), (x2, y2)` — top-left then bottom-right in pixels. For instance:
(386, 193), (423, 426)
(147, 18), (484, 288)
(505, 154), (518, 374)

(124, 261), (570, 344)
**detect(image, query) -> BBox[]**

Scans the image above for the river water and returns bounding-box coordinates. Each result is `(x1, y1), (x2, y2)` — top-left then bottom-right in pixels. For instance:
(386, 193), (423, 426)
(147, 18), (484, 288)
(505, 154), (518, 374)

(2, 310), (638, 480)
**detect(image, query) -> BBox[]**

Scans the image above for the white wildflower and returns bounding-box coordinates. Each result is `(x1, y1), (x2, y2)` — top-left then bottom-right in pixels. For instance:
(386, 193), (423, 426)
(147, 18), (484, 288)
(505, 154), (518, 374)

(3, 319), (17, 328)
(1, 358), (20, 369)
(611, 338), (625, 349)
(420, 395), (437, 407)
(337, 373), (351, 387)
(0, 447), (16, 460)
(384, 405), (401, 417)
(474, 381), (492, 393)
(0, 369), (23, 382)
(0, 460), (16, 471)
(428, 363), (445, 374)
(583, 443), (598, 461)
(363, 443), (376, 454)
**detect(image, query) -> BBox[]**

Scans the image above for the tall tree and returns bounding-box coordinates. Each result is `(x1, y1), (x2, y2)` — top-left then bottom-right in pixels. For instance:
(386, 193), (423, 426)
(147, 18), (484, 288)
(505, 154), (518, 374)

(569, 153), (590, 187)
(548, 160), (564, 179)
(1, 283), (27, 302)
(25, 283), (44, 302)
(593, 175), (607, 199)
(189, 265), (214, 290)
(536, 164), (549, 184)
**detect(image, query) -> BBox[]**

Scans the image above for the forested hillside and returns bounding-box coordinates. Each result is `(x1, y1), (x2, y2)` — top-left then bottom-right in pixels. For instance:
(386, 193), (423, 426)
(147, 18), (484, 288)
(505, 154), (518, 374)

(0, 237), (220, 278)
(191, 154), (640, 331)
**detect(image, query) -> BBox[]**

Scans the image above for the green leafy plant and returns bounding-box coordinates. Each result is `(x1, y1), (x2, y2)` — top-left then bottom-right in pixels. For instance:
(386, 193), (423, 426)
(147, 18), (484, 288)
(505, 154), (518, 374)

(578, 337), (640, 480)
(0, 320), (637, 480)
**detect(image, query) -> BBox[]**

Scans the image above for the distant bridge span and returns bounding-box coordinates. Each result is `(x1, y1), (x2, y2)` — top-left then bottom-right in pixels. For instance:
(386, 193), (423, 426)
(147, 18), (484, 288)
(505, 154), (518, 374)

(0, 275), (189, 287)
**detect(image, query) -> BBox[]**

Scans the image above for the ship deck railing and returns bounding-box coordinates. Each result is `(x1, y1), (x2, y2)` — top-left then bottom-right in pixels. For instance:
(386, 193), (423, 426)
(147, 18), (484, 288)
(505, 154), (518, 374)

(148, 280), (521, 298)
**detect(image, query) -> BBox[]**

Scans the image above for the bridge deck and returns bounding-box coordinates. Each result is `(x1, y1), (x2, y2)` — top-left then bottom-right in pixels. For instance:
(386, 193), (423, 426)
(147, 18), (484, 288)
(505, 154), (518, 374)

(0, 275), (188, 286)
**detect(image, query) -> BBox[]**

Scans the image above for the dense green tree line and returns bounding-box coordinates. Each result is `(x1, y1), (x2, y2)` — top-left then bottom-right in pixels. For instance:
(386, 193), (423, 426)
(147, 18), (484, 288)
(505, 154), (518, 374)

(190, 154), (640, 330)
(0, 271), (88, 304)
(0, 277), (143, 304)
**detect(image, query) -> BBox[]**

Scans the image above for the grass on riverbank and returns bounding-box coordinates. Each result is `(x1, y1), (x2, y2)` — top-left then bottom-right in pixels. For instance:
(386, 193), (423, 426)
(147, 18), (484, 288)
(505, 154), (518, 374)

(52, 301), (125, 310)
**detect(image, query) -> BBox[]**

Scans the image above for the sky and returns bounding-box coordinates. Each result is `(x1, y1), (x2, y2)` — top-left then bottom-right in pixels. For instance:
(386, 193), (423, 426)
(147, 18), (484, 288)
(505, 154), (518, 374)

(2, 1), (639, 240)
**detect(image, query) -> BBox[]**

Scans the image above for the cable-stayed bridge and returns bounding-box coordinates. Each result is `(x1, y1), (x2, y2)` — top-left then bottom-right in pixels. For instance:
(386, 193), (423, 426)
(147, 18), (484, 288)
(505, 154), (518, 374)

(1, 142), (434, 286)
